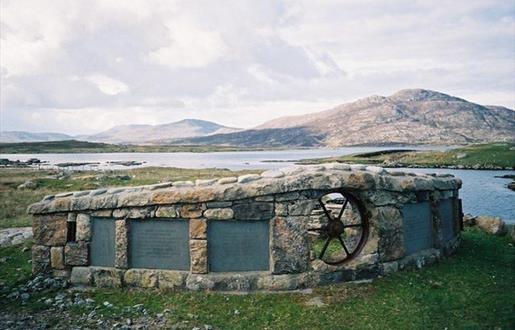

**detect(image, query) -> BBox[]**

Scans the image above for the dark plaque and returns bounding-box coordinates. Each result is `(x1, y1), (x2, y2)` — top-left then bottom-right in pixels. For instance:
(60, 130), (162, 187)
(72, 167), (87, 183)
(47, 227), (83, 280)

(402, 202), (433, 255)
(208, 220), (269, 272)
(90, 218), (116, 267)
(129, 219), (189, 270)
(439, 198), (455, 242)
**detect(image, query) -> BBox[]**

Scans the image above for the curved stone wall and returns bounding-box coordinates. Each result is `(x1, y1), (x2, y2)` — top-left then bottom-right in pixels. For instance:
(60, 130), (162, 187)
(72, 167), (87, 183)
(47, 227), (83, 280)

(28, 163), (463, 291)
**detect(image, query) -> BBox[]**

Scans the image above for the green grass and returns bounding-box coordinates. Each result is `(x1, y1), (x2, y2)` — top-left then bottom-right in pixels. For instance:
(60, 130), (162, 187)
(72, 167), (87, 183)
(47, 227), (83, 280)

(1, 229), (513, 328)
(0, 140), (281, 154)
(0, 167), (261, 229)
(299, 142), (515, 168)
(0, 241), (33, 286)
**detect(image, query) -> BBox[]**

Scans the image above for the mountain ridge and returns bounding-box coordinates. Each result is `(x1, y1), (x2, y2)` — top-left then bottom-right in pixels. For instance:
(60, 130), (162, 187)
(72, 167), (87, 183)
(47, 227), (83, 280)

(180, 89), (514, 147)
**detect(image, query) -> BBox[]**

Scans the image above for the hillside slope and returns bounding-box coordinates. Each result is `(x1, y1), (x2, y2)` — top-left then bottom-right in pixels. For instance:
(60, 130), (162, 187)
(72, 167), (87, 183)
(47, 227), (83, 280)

(181, 89), (515, 147)
(83, 119), (242, 144)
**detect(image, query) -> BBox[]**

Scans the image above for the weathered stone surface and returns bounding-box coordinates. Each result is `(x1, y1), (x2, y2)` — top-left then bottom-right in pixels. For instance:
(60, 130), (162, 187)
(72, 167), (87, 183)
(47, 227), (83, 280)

(155, 206), (179, 218)
(0, 227), (32, 248)
(55, 191), (74, 198)
(238, 174), (261, 183)
(186, 274), (215, 290)
(187, 273), (260, 291)
(115, 220), (129, 268)
(288, 200), (316, 216)
(52, 198), (72, 212)
(65, 242), (89, 266)
(50, 246), (64, 269)
(271, 216), (309, 274)
(117, 192), (151, 207)
(376, 207), (404, 262)
(350, 164), (366, 170)
(126, 207), (153, 219)
(52, 269), (71, 278)
(255, 195), (274, 202)
(70, 267), (92, 285)
(190, 240), (208, 274)
(346, 172), (376, 190)
(475, 215), (507, 236)
(257, 274), (301, 291)
(207, 201), (232, 208)
(275, 203), (288, 216)
(70, 197), (91, 211)
(189, 218), (207, 239)
(281, 166), (304, 176)
(151, 188), (216, 205)
(195, 179), (217, 186)
(32, 245), (50, 274)
(147, 182), (173, 190)
(180, 204), (203, 218)
(124, 269), (158, 288)
(33, 214), (67, 246)
(366, 166), (386, 174)
(76, 214), (91, 241)
(91, 267), (123, 288)
(275, 192), (300, 202)
(173, 180), (195, 187)
(158, 270), (187, 289)
(233, 202), (273, 220)
(90, 189), (107, 196)
(217, 177), (237, 184)
(203, 208), (233, 220)
(90, 194), (118, 210)
(324, 163), (351, 171)
(91, 209), (113, 217)
(67, 213), (77, 222)
(112, 209), (128, 218)
(261, 170), (285, 178)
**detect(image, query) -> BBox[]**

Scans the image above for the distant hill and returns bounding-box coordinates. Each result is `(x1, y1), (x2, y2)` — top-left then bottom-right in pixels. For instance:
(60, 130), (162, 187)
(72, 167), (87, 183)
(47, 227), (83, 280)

(0, 131), (73, 143)
(82, 119), (242, 144)
(1, 119), (242, 144)
(178, 89), (515, 147)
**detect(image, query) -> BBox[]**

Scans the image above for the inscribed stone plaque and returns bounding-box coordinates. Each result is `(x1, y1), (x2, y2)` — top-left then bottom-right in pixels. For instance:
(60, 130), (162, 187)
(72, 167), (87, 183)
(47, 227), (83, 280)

(439, 198), (455, 242)
(208, 220), (270, 272)
(402, 202), (433, 255)
(90, 218), (115, 267)
(129, 219), (189, 270)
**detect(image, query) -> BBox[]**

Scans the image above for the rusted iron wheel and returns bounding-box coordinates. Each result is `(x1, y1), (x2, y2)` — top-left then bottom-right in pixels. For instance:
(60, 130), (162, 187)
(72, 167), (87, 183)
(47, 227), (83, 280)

(312, 191), (369, 265)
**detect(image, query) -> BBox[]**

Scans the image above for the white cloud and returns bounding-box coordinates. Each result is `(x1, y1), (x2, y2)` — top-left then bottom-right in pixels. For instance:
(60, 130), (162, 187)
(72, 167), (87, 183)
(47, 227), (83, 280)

(85, 75), (129, 95)
(147, 18), (227, 69)
(0, 0), (513, 134)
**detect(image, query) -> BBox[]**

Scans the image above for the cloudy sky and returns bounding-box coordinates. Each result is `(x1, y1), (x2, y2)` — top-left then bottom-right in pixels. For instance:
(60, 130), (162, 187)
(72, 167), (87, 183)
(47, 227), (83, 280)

(1, 0), (514, 134)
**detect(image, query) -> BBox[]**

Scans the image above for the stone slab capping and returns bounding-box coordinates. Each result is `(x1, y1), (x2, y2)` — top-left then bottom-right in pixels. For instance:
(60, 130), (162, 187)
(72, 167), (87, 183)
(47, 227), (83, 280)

(29, 163), (463, 291)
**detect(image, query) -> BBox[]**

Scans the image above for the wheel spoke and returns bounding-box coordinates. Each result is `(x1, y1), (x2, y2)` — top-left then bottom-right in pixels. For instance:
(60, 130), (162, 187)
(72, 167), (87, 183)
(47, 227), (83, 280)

(343, 223), (363, 228)
(319, 238), (331, 259)
(319, 200), (334, 222)
(338, 236), (351, 255)
(336, 198), (349, 220)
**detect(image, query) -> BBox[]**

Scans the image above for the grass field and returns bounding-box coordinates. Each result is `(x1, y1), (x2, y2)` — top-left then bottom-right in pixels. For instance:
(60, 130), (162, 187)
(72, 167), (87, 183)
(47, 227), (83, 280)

(1, 229), (513, 329)
(298, 143), (515, 169)
(0, 167), (261, 229)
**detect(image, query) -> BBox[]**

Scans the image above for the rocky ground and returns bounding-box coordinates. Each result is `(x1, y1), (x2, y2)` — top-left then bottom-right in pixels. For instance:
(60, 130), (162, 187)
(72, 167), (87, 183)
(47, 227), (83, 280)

(0, 276), (213, 330)
(0, 227), (33, 248)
